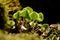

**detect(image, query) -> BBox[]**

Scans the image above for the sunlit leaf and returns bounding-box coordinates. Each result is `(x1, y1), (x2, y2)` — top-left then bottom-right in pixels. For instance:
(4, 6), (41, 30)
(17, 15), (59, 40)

(38, 12), (44, 22)
(29, 21), (35, 27)
(25, 18), (31, 22)
(13, 11), (21, 20)
(23, 7), (33, 13)
(41, 26), (45, 31)
(20, 10), (30, 19)
(42, 24), (49, 29)
(39, 24), (48, 31)
(7, 20), (15, 26)
(30, 11), (39, 21)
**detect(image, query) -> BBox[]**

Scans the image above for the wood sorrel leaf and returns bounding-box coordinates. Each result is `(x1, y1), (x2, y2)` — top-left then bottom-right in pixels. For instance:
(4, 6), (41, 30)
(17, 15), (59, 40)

(7, 20), (15, 26)
(13, 11), (21, 20)
(38, 12), (44, 22)
(29, 11), (39, 21)
(23, 7), (33, 13)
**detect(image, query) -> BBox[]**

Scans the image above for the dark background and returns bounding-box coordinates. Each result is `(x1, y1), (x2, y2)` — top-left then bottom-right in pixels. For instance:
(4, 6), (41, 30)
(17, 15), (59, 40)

(20, 0), (60, 24)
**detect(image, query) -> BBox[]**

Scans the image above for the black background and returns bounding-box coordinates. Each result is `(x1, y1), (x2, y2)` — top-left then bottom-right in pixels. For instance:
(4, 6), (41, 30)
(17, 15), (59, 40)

(20, 0), (60, 24)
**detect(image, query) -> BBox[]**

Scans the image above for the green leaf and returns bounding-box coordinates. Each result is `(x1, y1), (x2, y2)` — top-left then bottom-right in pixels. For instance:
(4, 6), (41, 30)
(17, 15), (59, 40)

(20, 10), (30, 20)
(13, 11), (21, 20)
(7, 20), (15, 26)
(39, 24), (48, 31)
(23, 7), (33, 13)
(52, 35), (57, 40)
(25, 18), (31, 22)
(41, 26), (45, 31)
(49, 34), (54, 38)
(29, 21), (35, 27)
(20, 10), (27, 17)
(30, 11), (39, 21)
(38, 12), (44, 22)
(42, 24), (49, 29)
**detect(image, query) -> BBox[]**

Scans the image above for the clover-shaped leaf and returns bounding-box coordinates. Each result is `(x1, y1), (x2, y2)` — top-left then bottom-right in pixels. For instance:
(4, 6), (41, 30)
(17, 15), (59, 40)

(38, 12), (44, 22)
(7, 20), (15, 26)
(42, 24), (49, 29)
(20, 10), (30, 22)
(23, 7), (33, 13)
(41, 24), (48, 31)
(29, 11), (39, 21)
(13, 11), (21, 20)
(20, 10), (29, 18)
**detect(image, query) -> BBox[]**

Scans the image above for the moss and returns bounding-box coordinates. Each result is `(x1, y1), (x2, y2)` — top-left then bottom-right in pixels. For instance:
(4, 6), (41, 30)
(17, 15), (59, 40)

(0, 0), (22, 28)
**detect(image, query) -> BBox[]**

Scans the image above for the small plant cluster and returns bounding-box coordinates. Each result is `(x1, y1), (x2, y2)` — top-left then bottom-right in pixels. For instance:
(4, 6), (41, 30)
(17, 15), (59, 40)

(6, 7), (45, 32)
(4, 7), (60, 40)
